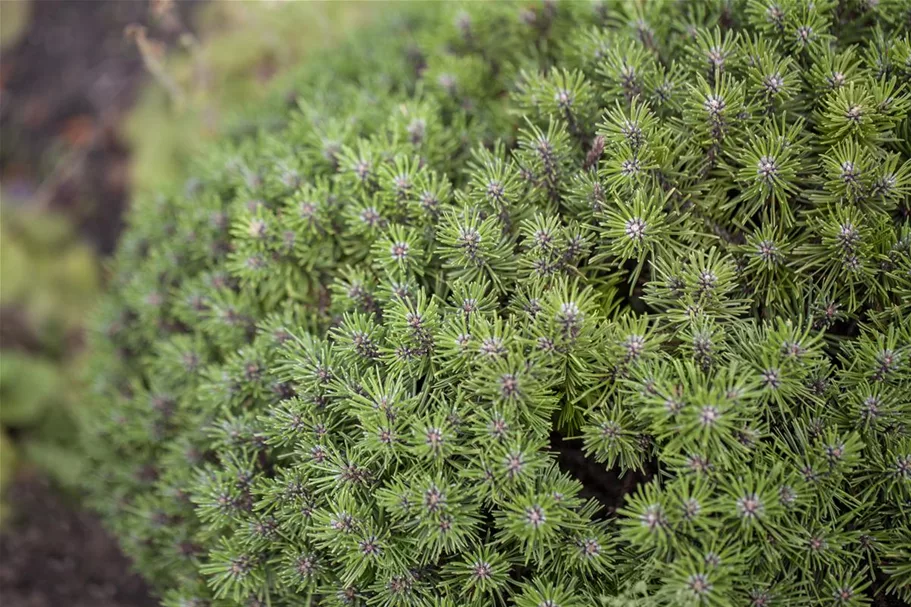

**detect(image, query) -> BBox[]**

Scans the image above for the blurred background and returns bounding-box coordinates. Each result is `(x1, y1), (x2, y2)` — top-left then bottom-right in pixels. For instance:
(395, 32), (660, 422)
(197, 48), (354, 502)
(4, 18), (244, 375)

(0, 2), (378, 604)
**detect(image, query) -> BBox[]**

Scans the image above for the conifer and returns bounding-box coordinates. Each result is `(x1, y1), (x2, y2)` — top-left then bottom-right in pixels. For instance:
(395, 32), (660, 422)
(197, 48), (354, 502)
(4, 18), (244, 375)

(84, 2), (911, 605)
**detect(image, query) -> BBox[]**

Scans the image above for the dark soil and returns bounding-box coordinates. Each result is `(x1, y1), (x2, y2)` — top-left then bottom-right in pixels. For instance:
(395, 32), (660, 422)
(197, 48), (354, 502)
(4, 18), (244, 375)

(0, 472), (158, 607)
(0, 0), (197, 254)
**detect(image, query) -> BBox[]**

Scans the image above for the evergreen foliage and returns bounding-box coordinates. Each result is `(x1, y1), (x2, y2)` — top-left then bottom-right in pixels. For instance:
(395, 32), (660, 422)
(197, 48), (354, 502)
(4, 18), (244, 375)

(83, 1), (911, 605)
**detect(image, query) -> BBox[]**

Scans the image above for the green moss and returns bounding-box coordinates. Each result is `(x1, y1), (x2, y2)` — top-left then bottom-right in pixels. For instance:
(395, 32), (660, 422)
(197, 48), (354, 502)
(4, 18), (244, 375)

(85, 2), (911, 605)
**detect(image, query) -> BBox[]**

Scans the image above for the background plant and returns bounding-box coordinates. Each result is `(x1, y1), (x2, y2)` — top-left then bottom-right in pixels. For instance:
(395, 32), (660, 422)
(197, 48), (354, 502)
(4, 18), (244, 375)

(0, 207), (100, 522)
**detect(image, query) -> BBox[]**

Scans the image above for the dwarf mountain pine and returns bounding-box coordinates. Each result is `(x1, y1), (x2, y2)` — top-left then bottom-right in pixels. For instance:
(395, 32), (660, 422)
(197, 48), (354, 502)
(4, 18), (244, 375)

(83, 1), (911, 606)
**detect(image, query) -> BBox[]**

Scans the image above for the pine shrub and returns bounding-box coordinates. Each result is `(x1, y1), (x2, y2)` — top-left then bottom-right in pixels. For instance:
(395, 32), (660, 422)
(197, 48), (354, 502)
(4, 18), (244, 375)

(84, 1), (911, 605)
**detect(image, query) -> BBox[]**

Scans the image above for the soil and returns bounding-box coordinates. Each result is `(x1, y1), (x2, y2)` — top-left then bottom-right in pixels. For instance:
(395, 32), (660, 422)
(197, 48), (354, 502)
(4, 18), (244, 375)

(0, 0), (197, 254)
(0, 471), (158, 607)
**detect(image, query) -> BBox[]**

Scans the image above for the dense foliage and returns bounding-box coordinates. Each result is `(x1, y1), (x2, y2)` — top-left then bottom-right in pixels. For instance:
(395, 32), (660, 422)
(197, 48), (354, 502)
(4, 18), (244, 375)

(84, 1), (911, 605)
(0, 208), (99, 521)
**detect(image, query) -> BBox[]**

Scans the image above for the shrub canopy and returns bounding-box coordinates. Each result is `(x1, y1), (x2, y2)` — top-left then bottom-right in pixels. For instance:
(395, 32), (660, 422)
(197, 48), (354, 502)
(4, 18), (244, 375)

(85, 1), (911, 606)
